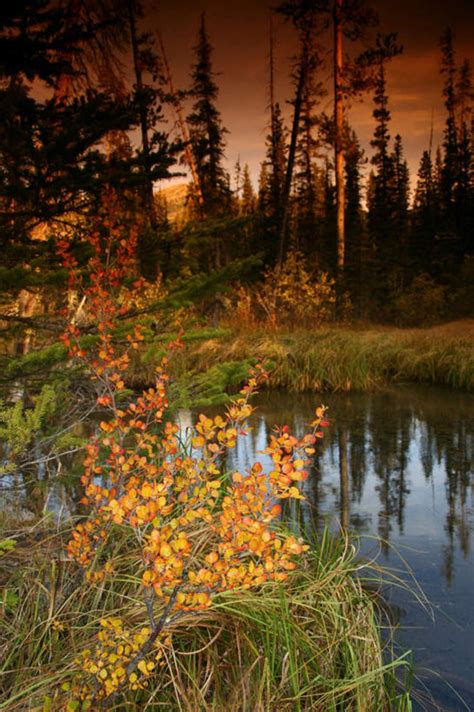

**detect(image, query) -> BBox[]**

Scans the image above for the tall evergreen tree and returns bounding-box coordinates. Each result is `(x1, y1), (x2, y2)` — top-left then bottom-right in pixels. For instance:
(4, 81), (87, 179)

(391, 134), (410, 288)
(241, 164), (256, 216)
(438, 29), (473, 268)
(321, 158), (336, 270)
(268, 103), (288, 226)
(332, 0), (378, 291)
(187, 14), (230, 217)
(291, 24), (324, 258)
(411, 149), (436, 273)
(261, 101), (287, 261)
(366, 33), (403, 302)
(454, 58), (473, 257)
(344, 129), (369, 313)
(274, 3), (323, 266)
(258, 161), (271, 215)
(126, 0), (181, 279)
(439, 27), (458, 218)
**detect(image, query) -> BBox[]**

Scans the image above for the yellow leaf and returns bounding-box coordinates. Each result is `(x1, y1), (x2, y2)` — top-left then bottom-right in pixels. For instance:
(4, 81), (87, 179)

(137, 660), (148, 675)
(160, 543), (172, 559)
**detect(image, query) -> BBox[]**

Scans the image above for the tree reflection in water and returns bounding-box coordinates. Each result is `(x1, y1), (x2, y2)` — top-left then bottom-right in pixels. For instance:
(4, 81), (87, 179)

(220, 385), (473, 588)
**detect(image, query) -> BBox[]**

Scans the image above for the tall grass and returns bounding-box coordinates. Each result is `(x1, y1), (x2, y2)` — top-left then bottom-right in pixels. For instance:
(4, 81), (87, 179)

(0, 522), (411, 710)
(134, 322), (474, 394)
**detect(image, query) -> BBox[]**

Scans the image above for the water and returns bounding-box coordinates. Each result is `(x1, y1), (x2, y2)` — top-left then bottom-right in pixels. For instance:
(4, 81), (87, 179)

(195, 386), (474, 711)
(2, 384), (473, 709)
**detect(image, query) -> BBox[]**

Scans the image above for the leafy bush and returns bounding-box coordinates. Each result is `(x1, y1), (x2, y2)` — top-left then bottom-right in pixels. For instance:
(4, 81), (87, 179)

(393, 273), (446, 326)
(223, 251), (336, 329)
(57, 213), (328, 706)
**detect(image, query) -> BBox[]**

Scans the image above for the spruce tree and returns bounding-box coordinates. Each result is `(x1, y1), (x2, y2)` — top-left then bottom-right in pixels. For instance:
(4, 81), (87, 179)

(454, 59), (473, 258)
(187, 14), (230, 216)
(126, 0), (181, 280)
(274, 5), (321, 267)
(233, 156), (242, 213)
(438, 29), (473, 269)
(268, 102), (287, 229)
(391, 134), (410, 289)
(411, 150), (436, 273)
(366, 33), (403, 303)
(259, 102), (287, 262)
(344, 129), (369, 314)
(321, 158), (336, 271)
(258, 161), (271, 215)
(439, 28), (458, 218)
(331, 0), (378, 291)
(293, 65), (322, 257)
(241, 164), (256, 216)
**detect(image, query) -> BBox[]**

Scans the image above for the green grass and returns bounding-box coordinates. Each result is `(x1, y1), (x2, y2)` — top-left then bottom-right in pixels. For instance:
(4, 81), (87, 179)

(132, 321), (474, 394)
(0, 523), (412, 711)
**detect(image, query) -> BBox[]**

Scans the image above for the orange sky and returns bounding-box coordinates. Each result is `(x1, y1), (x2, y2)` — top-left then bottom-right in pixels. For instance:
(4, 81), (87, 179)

(150, 0), (474, 195)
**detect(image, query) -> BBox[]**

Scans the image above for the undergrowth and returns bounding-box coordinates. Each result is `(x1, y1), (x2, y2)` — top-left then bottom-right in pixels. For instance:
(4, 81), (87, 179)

(0, 523), (412, 711)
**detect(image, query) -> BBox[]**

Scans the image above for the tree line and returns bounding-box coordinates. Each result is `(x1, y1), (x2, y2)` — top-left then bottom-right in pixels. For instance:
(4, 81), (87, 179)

(0, 0), (473, 326)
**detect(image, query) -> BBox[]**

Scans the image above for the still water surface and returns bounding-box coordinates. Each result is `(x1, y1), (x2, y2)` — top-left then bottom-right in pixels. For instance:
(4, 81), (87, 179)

(2, 384), (473, 710)
(184, 386), (473, 712)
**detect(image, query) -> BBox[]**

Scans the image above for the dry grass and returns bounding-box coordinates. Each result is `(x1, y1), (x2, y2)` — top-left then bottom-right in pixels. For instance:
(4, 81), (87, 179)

(133, 321), (474, 394)
(0, 523), (412, 711)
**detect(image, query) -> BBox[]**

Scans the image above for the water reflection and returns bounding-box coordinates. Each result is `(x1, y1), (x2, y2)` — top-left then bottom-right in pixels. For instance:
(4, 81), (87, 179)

(215, 386), (473, 589)
(216, 386), (474, 710)
(3, 385), (472, 587)
(0, 421), (89, 521)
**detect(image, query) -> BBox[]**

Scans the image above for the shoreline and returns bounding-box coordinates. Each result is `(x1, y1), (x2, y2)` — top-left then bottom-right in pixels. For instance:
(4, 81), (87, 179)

(129, 320), (474, 396)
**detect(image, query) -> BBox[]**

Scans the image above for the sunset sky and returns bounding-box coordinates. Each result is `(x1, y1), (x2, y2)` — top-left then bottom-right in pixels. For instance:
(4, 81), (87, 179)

(150, 0), (474, 193)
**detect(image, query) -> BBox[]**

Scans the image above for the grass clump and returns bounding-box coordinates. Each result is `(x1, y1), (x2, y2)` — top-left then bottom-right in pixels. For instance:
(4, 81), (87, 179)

(0, 523), (411, 711)
(146, 321), (473, 394)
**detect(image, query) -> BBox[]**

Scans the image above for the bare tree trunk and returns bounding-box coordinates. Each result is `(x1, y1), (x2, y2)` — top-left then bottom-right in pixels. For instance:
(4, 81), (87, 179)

(334, 0), (345, 290)
(269, 14), (276, 135)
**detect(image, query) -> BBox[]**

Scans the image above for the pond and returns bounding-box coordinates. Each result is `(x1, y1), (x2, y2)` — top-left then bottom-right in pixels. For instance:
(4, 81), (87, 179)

(181, 385), (474, 711)
(2, 384), (473, 709)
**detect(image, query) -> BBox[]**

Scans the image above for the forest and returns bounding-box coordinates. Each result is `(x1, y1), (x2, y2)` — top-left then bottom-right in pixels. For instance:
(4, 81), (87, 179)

(0, 0), (473, 710)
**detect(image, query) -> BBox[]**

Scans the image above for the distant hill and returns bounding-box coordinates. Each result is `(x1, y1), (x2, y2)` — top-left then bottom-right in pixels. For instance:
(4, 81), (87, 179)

(155, 183), (189, 224)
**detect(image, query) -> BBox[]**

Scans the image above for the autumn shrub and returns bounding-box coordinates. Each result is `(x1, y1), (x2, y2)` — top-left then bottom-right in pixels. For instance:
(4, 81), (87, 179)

(51, 215), (334, 708)
(0, 211), (414, 710)
(0, 519), (413, 711)
(223, 251), (336, 330)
